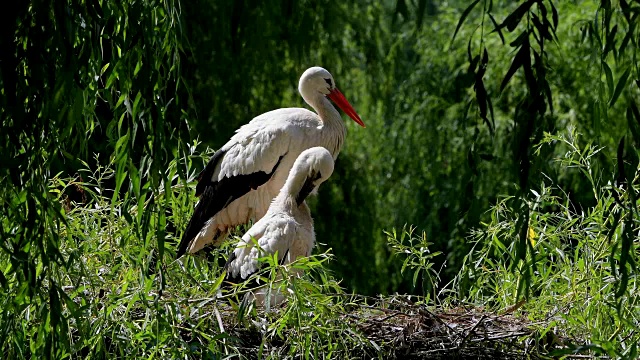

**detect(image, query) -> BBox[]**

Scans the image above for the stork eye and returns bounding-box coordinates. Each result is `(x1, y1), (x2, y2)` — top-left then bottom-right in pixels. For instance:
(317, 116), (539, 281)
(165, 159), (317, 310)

(324, 78), (333, 87)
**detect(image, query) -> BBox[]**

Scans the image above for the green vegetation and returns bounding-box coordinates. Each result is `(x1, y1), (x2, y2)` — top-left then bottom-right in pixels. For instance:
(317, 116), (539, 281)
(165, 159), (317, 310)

(2, 0), (640, 358)
(454, 132), (640, 357)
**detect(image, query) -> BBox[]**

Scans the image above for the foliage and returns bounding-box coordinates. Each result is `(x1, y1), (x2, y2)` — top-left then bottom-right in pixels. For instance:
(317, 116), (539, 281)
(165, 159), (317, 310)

(3, 0), (640, 357)
(1, 0), (189, 357)
(453, 132), (640, 358)
(387, 226), (442, 301)
(455, 0), (640, 298)
(1, 153), (378, 358)
(0, 155), (546, 358)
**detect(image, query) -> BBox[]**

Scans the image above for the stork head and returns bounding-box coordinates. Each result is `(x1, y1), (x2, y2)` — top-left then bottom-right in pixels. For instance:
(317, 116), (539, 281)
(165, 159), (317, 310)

(286, 147), (335, 206)
(298, 67), (366, 128)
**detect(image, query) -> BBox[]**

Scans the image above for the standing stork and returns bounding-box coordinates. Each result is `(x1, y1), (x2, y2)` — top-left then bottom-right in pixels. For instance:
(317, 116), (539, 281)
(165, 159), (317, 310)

(176, 67), (364, 257)
(224, 146), (334, 283)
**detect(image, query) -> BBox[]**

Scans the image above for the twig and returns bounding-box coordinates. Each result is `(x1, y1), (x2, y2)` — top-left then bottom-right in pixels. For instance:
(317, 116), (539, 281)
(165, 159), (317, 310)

(361, 312), (404, 330)
(458, 314), (488, 349)
(499, 299), (527, 316)
(469, 331), (531, 342)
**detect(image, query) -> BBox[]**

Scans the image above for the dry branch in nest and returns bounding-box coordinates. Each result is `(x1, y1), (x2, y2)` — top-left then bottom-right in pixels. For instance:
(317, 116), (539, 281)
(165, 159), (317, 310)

(346, 296), (544, 359)
(206, 294), (567, 359)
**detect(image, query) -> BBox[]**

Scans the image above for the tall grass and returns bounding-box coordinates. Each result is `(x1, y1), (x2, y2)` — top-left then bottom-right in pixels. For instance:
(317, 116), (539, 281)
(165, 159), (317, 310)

(0, 146), (381, 359)
(453, 131), (640, 358)
(5, 130), (633, 358)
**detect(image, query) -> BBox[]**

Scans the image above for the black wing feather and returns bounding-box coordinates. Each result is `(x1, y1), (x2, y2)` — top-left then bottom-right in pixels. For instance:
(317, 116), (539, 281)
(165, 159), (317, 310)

(176, 153), (286, 258)
(195, 148), (225, 197)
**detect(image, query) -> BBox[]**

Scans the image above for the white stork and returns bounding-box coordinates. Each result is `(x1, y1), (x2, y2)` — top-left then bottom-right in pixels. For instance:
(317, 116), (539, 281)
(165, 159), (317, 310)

(224, 146), (334, 284)
(176, 67), (364, 257)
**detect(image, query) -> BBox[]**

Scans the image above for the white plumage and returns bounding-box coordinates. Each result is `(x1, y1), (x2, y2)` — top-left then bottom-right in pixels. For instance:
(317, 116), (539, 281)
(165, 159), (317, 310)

(224, 146), (335, 281)
(177, 67), (364, 257)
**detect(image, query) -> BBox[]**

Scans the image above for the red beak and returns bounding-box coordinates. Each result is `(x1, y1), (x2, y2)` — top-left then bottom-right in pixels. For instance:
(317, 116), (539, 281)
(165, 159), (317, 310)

(327, 88), (366, 128)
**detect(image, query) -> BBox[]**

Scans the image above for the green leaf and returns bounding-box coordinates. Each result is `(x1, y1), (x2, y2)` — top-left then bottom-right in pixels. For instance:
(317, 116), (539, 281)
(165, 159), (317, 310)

(13, 190), (28, 205)
(212, 272), (226, 291)
(476, 79), (488, 122)
(468, 54), (480, 74)
(618, 21), (635, 55)
(603, 61), (613, 99)
(487, 90), (496, 133)
(609, 67), (631, 107)
(136, 187), (145, 225)
(500, 0), (535, 32)
(510, 31), (528, 47)
(616, 136), (625, 185)
(488, 13), (505, 44)
(549, 0), (559, 30)
(412, 268), (420, 287)
(617, 216), (633, 298)
(134, 60), (142, 76)
(531, 14), (552, 41)
(132, 92), (142, 118)
(451, 0), (480, 44)
(100, 62), (110, 75)
(549, 344), (606, 357)
(626, 106), (640, 146)
(603, 24), (618, 57)
(500, 42), (528, 92)
(481, 47), (489, 68)
(115, 94), (126, 109)
(106, 68), (118, 89)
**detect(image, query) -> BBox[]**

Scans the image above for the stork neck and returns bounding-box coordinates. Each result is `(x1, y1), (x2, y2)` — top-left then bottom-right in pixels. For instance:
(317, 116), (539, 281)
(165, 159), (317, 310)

(276, 171), (304, 210)
(306, 94), (343, 129)
(274, 190), (299, 213)
(303, 93), (346, 157)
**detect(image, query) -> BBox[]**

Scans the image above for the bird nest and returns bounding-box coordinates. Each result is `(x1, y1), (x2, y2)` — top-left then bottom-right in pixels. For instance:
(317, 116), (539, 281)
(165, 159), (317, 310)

(211, 295), (565, 359)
